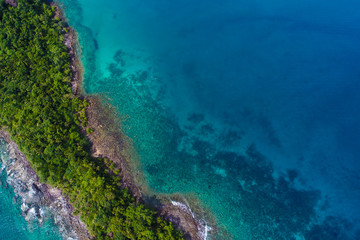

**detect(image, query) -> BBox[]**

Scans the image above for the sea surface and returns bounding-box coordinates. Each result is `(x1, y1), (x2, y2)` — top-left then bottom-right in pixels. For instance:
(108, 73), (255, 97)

(0, 139), (62, 240)
(57, 0), (360, 239)
(12, 0), (360, 239)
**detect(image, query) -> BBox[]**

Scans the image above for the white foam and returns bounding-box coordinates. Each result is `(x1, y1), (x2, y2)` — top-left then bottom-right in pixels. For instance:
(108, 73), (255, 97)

(171, 200), (195, 219)
(171, 200), (212, 240)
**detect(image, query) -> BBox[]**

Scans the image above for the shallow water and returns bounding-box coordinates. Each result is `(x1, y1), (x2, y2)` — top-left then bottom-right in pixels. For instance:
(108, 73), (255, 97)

(0, 139), (62, 240)
(58, 0), (360, 239)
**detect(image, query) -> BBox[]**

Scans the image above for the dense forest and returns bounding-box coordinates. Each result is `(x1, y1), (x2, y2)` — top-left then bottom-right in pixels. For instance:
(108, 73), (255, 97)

(0, 0), (184, 239)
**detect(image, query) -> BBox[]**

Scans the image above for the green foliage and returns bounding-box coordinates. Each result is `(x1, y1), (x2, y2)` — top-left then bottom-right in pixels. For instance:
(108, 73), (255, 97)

(0, 1), (183, 239)
(87, 127), (94, 134)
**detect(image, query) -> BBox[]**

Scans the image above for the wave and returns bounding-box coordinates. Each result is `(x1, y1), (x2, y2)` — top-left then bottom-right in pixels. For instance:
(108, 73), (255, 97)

(170, 199), (212, 240)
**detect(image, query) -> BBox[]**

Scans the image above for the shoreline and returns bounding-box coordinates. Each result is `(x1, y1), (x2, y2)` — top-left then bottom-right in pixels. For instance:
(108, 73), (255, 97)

(82, 96), (210, 240)
(0, 1), (211, 239)
(0, 130), (90, 240)
(55, 1), (213, 239)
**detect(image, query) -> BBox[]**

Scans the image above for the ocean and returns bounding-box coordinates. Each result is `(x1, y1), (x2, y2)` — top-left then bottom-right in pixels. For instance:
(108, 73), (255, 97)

(2, 0), (360, 239)
(57, 0), (360, 239)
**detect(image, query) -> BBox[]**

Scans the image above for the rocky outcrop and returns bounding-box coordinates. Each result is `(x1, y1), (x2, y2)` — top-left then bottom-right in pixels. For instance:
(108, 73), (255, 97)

(0, 131), (90, 240)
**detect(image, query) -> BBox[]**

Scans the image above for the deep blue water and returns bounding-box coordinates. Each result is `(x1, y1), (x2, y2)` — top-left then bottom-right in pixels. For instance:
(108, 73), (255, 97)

(57, 0), (360, 239)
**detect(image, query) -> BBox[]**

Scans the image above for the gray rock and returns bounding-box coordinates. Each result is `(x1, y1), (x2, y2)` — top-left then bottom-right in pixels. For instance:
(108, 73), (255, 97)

(21, 202), (29, 212)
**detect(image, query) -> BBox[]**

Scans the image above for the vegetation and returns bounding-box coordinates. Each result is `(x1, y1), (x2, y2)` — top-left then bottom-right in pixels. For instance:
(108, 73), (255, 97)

(0, 0), (183, 239)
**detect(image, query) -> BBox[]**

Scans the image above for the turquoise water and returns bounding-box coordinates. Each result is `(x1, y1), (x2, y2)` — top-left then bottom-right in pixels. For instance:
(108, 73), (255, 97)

(0, 139), (62, 240)
(58, 0), (360, 239)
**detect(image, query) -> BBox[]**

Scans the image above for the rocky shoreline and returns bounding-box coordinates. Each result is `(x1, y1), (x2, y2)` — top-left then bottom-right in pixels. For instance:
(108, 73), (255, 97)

(0, 131), (90, 240)
(54, 2), (210, 239)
